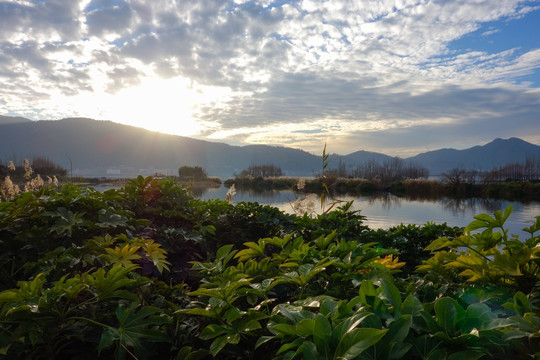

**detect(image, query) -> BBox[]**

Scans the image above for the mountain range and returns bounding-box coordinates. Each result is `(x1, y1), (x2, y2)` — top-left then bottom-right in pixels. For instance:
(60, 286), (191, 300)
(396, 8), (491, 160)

(1, 115), (539, 178)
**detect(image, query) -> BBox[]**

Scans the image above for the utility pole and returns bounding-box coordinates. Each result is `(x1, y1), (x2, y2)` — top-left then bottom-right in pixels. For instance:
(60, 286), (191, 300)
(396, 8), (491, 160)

(66, 154), (73, 182)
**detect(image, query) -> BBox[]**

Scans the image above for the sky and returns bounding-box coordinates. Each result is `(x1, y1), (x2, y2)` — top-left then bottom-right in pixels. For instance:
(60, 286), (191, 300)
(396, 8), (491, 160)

(1, 0), (540, 157)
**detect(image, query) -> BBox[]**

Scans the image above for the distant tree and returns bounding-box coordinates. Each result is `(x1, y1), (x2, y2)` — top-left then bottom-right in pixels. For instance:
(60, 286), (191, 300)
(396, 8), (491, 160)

(350, 158), (428, 181)
(239, 164), (283, 178)
(441, 168), (466, 186)
(480, 156), (540, 183)
(31, 156), (68, 177)
(178, 166), (207, 180)
(0, 164), (7, 177)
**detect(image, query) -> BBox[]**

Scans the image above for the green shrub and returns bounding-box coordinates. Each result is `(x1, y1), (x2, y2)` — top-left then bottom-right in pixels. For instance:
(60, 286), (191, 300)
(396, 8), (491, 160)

(0, 179), (539, 359)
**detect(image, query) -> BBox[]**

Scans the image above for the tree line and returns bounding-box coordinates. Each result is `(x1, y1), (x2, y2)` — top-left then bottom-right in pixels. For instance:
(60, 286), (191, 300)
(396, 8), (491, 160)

(0, 156), (67, 179)
(442, 156), (540, 185)
(238, 164), (283, 178)
(327, 158), (429, 182)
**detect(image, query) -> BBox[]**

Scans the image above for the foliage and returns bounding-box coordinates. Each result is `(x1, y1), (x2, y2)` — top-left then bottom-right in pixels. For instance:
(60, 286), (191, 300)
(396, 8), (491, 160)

(361, 222), (463, 274)
(179, 166), (208, 180)
(239, 164), (283, 178)
(0, 177), (538, 359)
(419, 205), (540, 293)
(228, 176), (540, 202)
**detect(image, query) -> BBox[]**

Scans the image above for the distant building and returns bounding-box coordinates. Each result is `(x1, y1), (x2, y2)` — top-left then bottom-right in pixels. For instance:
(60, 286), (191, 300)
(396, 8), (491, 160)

(106, 168), (121, 175)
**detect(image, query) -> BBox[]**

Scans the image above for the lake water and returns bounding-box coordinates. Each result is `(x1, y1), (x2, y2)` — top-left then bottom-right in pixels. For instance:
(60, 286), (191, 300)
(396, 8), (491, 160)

(195, 186), (540, 236)
(93, 183), (540, 236)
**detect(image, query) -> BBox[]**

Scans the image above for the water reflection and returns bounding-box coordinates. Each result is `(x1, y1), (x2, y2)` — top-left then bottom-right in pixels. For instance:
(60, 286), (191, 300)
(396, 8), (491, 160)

(93, 184), (539, 236)
(198, 187), (539, 235)
(439, 198), (505, 216)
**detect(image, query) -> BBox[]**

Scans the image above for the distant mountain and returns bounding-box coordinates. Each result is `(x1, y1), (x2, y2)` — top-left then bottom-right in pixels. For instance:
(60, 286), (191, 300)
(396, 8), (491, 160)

(0, 116), (539, 178)
(339, 150), (395, 166)
(0, 117), (322, 177)
(0, 115), (32, 125)
(407, 137), (540, 175)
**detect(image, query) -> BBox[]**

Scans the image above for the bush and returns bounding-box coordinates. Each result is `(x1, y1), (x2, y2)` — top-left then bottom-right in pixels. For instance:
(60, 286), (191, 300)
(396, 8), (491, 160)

(0, 179), (538, 359)
(178, 165), (207, 180)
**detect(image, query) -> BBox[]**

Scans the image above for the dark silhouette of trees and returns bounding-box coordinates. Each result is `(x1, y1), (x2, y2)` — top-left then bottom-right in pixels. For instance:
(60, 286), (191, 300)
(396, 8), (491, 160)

(0, 157), (67, 179)
(31, 156), (67, 177)
(442, 156), (540, 185)
(350, 158), (429, 182)
(481, 156), (540, 183)
(239, 164), (283, 178)
(441, 168), (467, 186)
(178, 166), (207, 180)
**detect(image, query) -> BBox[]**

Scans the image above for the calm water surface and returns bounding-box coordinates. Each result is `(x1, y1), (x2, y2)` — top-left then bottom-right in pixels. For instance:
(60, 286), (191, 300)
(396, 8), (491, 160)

(196, 186), (540, 236)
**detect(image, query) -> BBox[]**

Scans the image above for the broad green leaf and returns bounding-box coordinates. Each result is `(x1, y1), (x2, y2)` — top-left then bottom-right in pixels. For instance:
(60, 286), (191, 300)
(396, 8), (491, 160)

(381, 275), (402, 316)
(0, 290), (20, 303)
(473, 213), (496, 224)
(216, 244), (234, 260)
(482, 318), (513, 331)
(277, 339), (303, 355)
(502, 204), (513, 224)
(425, 237), (454, 251)
(508, 315), (537, 333)
(385, 314), (412, 345)
(358, 280), (377, 305)
(296, 318), (315, 337)
(503, 330), (531, 341)
(98, 328), (116, 355)
(303, 341), (323, 360)
(224, 307), (243, 324)
(255, 336), (274, 349)
(434, 297), (458, 336)
(465, 303), (496, 328)
(242, 319), (262, 332)
(335, 328), (388, 359)
(313, 314), (332, 352)
(200, 324), (227, 340)
(513, 291), (532, 316)
(209, 335), (229, 357)
(320, 298), (339, 316)
(402, 295), (423, 316)
(466, 219), (491, 232)
(272, 324), (298, 336)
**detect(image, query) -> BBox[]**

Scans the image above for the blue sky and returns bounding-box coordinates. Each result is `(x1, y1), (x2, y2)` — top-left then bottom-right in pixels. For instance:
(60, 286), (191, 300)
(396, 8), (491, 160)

(1, 0), (539, 156)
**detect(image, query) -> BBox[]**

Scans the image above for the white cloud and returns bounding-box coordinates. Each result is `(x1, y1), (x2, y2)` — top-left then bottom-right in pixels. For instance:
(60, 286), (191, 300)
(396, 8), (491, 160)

(0, 0), (539, 155)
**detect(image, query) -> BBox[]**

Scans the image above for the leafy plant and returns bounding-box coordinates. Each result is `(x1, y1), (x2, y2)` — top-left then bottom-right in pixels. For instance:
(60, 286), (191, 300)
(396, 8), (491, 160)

(419, 205), (540, 294)
(98, 304), (170, 360)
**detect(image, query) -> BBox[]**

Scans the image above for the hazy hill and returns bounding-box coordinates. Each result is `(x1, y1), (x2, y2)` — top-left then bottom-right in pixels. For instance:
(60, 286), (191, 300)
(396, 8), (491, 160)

(407, 137), (540, 175)
(0, 117), (322, 177)
(1, 116), (539, 178)
(0, 115), (32, 125)
(339, 150), (395, 166)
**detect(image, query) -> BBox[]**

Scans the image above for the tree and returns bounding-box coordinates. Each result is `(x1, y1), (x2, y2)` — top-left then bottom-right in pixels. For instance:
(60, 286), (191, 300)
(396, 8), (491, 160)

(441, 168), (466, 186)
(239, 164), (283, 178)
(31, 156), (68, 177)
(178, 166), (207, 180)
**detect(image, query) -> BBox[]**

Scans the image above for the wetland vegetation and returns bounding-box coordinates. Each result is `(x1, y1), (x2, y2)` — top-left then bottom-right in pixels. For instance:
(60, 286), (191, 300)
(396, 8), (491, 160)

(0, 173), (538, 359)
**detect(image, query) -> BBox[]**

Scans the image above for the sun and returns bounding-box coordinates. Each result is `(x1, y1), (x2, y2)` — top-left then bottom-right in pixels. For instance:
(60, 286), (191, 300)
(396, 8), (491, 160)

(48, 74), (230, 138)
(102, 77), (206, 137)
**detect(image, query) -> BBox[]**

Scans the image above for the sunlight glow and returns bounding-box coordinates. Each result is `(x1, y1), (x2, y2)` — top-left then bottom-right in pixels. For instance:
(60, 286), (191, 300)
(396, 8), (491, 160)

(63, 76), (234, 137)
